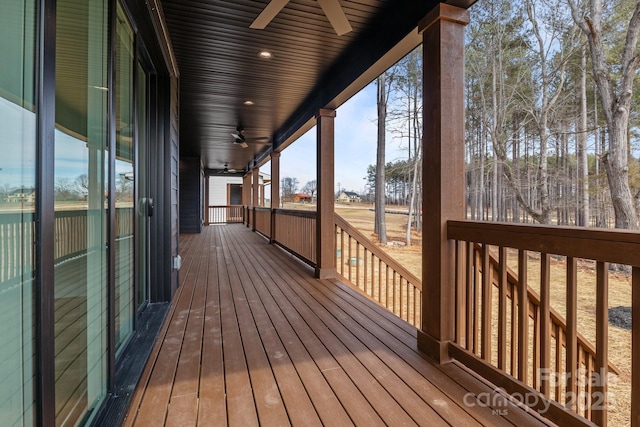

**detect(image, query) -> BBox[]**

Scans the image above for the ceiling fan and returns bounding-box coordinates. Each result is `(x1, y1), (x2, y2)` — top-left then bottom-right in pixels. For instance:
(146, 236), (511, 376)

(231, 127), (270, 149)
(250, 0), (353, 36)
(219, 163), (238, 174)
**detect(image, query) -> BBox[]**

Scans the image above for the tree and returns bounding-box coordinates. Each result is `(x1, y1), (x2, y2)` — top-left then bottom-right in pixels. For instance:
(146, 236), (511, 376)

(281, 177), (298, 202)
(301, 180), (317, 201)
(55, 177), (77, 201)
(568, 0), (640, 229)
(375, 72), (392, 244)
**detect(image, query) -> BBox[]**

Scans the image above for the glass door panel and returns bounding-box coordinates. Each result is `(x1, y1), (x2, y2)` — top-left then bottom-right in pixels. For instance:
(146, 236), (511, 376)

(115, 4), (135, 355)
(0, 1), (36, 425)
(136, 62), (149, 311)
(54, 0), (109, 425)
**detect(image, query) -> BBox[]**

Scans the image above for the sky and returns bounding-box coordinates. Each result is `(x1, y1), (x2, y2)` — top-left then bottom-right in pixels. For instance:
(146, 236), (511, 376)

(274, 81), (412, 195)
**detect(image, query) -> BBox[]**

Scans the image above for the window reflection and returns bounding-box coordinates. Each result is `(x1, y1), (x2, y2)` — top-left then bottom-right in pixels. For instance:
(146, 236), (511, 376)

(0, 1), (36, 426)
(54, 0), (109, 425)
(115, 4), (135, 355)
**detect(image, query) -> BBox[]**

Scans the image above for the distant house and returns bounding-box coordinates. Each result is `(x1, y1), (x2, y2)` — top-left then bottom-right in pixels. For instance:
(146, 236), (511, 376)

(5, 187), (36, 203)
(293, 193), (312, 203)
(336, 191), (361, 204)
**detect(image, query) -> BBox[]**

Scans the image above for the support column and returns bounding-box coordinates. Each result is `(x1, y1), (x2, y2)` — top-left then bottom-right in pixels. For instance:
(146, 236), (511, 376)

(252, 167), (259, 231)
(242, 173), (250, 226)
(315, 108), (336, 279)
(417, 4), (469, 363)
(270, 151), (281, 243)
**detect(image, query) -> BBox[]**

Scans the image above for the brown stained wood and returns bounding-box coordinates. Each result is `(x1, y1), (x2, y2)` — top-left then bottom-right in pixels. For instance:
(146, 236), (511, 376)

(455, 241), (465, 344)
(632, 267), (640, 427)
(473, 248), (480, 355)
(221, 241), (293, 426)
(511, 282), (518, 377)
(540, 253), (551, 397)
(593, 261), (608, 427)
(198, 244), (227, 427)
(419, 5), (469, 361)
(498, 247), (507, 371)
(555, 324), (562, 401)
(335, 213), (421, 289)
(227, 230), (385, 426)
(481, 244), (491, 361)
(165, 394), (198, 427)
(216, 236), (260, 426)
(128, 232), (206, 427)
(315, 108), (336, 279)
(566, 257), (578, 412)
(448, 220), (640, 266)
(225, 242), (325, 427)
(237, 225), (545, 427)
(466, 241), (474, 352)
(518, 250), (529, 384)
(128, 225), (554, 427)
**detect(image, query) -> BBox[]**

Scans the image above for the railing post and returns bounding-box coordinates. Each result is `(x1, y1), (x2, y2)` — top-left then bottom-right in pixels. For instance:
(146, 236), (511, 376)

(315, 108), (336, 279)
(252, 167), (259, 232)
(416, 4), (469, 364)
(270, 151), (280, 243)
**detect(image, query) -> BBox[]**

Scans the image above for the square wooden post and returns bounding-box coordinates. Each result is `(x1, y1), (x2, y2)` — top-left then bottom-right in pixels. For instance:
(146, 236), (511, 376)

(242, 173), (249, 225)
(252, 167), (259, 231)
(315, 108), (336, 279)
(417, 4), (469, 363)
(270, 151), (281, 243)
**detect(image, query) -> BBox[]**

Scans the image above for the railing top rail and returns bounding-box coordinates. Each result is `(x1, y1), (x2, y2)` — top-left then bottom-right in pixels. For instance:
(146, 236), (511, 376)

(335, 213), (422, 290)
(449, 220), (640, 266)
(273, 208), (317, 219)
(208, 205), (243, 208)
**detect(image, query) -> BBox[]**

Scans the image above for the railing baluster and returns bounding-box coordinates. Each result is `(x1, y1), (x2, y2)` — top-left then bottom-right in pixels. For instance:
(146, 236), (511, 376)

(632, 267), (639, 427)
(566, 256), (578, 412)
(518, 249), (529, 383)
(481, 244), (491, 361)
(594, 261), (608, 426)
(456, 241), (466, 345)
(356, 241), (360, 288)
(363, 248), (368, 294)
(498, 246), (507, 370)
(466, 241), (474, 351)
(540, 253), (551, 396)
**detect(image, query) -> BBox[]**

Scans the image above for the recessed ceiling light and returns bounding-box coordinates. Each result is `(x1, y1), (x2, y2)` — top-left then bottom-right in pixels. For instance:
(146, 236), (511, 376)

(257, 50), (273, 59)
(244, 100), (255, 105)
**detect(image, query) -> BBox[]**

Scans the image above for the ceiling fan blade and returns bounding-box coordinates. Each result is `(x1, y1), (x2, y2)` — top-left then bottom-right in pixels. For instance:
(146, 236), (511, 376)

(231, 132), (242, 140)
(250, 0), (291, 29)
(316, 0), (352, 36)
(238, 141), (249, 149)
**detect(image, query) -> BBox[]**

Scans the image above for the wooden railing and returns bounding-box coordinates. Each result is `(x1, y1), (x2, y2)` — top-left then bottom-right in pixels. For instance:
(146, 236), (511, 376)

(334, 214), (422, 326)
(448, 220), (639, 426)
(272, 209), (316, 265)
(254, 207), (271, 237)
(206, 205), (243, 224)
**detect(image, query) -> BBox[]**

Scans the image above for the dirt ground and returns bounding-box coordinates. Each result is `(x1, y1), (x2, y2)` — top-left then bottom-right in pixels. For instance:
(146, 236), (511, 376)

(330, 203), (632, 426)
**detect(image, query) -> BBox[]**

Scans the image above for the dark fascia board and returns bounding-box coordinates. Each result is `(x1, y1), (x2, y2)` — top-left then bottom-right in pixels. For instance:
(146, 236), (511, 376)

(271, 0), (443, 151)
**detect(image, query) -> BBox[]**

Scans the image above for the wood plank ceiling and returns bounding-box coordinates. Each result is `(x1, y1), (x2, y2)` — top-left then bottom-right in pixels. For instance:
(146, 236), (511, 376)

(160, 0), (475, 173)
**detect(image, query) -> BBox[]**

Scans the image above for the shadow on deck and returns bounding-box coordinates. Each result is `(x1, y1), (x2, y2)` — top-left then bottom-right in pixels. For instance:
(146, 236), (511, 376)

(123, 224), (555, 426)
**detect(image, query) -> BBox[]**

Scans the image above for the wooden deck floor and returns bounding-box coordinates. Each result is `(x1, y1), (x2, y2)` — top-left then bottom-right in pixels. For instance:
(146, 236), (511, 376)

(123, 224), (556, 426)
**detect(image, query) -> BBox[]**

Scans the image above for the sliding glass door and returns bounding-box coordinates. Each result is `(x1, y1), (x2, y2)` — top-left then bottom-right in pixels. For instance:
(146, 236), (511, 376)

(115, 3), (136, 355)
(54, 0), (109, 425)
(0, 1), (36, 425)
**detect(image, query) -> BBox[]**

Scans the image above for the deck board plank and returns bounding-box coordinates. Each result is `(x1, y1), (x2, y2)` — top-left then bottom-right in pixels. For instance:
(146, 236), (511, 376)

(197, 229), (228, 427)
(126, 224), (558, 427)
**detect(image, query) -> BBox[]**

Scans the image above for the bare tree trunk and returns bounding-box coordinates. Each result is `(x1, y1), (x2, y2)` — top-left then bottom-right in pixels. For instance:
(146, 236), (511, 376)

(375, 73), (388, 243)
(569, 0), (640, 229)
(578, 45), (590, 226)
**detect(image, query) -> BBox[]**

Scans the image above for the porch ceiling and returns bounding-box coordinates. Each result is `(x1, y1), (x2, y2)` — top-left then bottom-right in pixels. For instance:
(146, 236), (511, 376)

(160, 0), (476, 173)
